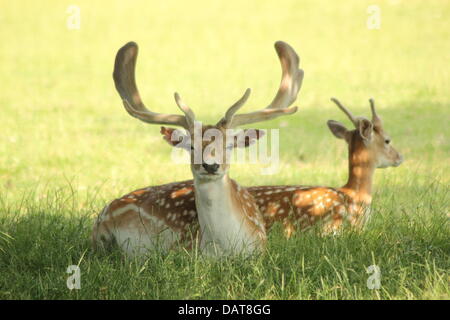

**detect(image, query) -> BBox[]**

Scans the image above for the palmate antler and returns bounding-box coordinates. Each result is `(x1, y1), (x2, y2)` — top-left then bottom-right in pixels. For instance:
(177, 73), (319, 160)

(113, 41), (304, 129)
(219, 41), (304, 128)
(113, 42), (195, 129)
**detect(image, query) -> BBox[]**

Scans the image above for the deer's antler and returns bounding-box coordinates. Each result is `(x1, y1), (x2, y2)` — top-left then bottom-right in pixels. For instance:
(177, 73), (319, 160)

(369, 98), (382, 129)
(218, 41), (304, 128)
(113, 42), (195, 129)
(331, 97), (384, 130)
(330, 98), (359, 127)
(114, 41), (303, 130)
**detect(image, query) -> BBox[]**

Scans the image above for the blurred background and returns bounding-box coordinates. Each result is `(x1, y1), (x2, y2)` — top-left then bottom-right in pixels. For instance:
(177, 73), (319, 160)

(0, 0), (449, 205)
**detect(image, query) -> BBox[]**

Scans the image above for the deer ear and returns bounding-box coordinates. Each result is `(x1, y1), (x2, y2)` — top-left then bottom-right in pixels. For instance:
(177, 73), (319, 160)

(358, 119), (373, 142)
(160, 126), (189, 149)
(234, 129), (266, 148)
(327, 120), (349, 140)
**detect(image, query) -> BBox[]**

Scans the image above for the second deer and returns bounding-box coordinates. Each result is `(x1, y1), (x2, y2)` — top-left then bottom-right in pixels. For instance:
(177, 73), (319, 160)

(248, 97), (403, 235)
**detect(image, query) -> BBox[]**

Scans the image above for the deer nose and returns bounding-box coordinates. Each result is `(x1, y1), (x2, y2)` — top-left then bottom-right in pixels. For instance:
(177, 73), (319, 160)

(202, 163), (220, 174)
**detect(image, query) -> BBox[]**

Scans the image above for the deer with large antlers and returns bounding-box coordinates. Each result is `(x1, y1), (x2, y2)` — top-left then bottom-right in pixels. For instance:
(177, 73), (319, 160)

(92, 41), (303, 256)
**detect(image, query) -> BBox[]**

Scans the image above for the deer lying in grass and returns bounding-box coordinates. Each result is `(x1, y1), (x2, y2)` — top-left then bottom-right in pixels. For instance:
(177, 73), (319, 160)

(247, 98), (404, 235)
(96, 96), (403, 240)
(92, 41), (303, 256)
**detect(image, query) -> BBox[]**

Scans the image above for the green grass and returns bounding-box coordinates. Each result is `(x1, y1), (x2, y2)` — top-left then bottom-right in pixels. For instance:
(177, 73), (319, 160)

(0, 0), (449, 299)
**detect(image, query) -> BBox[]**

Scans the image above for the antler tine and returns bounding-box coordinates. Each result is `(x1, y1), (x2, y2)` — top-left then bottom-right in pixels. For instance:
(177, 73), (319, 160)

(222, 41), (303, 128)
(113, 42), (191, 129)
(219, 88), (251, 127)
(330, 97), (358, 127)
(174, 92), (196, 128)
(369, 98), (382, 128)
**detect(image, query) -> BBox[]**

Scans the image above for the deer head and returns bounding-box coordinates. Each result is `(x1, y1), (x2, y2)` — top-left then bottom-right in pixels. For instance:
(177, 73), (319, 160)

(113, 41), (304, 179)
(327, 98), (403, 169)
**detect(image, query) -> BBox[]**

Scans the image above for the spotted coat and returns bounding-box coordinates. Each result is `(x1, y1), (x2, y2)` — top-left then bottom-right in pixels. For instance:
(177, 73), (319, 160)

(92, 179), (369, 250)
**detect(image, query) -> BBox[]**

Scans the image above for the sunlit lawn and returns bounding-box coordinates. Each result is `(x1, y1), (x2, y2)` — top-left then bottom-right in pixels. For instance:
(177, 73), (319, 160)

(0, 0), (449, 299)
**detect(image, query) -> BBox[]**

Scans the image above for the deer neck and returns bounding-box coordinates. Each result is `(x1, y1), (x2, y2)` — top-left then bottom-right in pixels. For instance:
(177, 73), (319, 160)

(193, 174), (262, 254)
(341, 142), (375, 205)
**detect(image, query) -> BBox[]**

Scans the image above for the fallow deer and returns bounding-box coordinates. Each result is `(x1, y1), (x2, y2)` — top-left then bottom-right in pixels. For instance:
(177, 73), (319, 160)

(92, 41), (304, 256)
(247, 98), (404, 235)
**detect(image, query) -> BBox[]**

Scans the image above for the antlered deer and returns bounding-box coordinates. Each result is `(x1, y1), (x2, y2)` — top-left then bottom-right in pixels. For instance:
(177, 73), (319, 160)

(92, 41), (304, 256)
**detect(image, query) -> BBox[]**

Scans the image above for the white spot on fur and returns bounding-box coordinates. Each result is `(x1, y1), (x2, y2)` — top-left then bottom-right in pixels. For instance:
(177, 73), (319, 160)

(111, 204), (138, 218)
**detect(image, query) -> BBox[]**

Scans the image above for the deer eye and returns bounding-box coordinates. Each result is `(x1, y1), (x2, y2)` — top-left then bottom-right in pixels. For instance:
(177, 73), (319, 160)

(385, 139), (391, 144)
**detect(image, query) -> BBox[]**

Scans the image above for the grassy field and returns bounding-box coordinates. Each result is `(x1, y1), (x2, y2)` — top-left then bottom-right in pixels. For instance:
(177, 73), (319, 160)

(0, 0), (449, 299)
